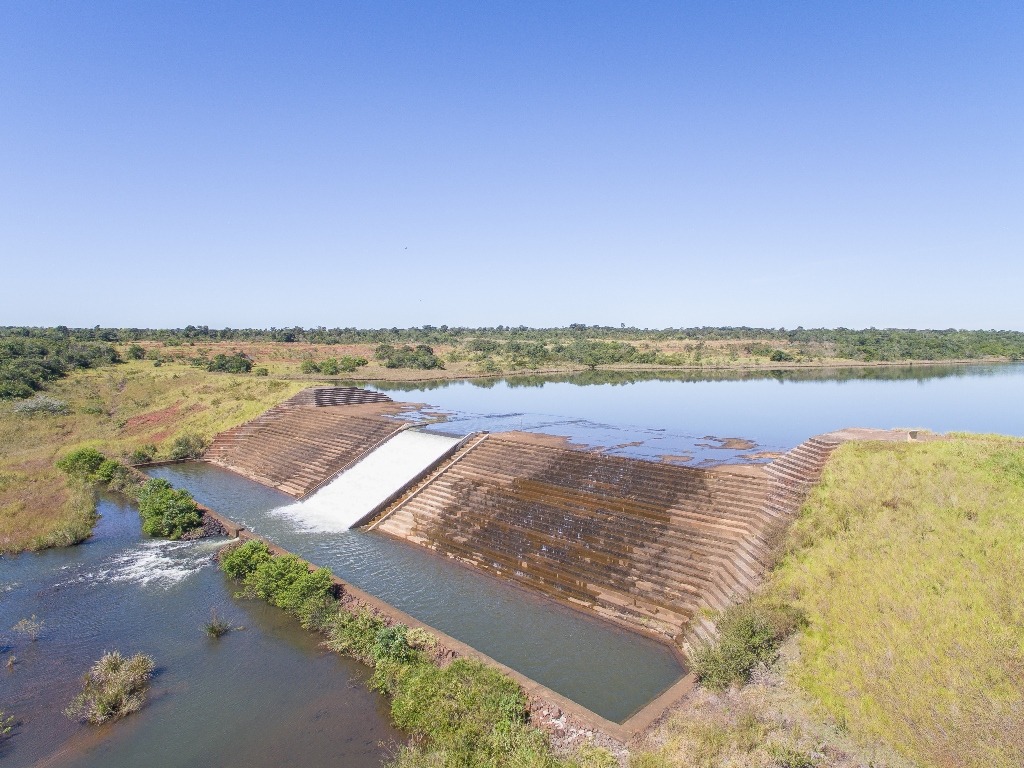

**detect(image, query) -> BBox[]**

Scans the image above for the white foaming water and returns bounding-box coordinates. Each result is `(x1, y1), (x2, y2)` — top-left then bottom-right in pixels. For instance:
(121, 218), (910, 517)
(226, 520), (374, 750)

(274, 429), (462, 532)
(59, 539), (217, 589)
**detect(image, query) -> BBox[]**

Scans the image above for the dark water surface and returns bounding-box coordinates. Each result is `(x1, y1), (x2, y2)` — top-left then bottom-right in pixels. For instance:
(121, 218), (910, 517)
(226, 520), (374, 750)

(0, 495), (401, 768)
(368, 363), (1024, 464)
(146, 463), (686, 724)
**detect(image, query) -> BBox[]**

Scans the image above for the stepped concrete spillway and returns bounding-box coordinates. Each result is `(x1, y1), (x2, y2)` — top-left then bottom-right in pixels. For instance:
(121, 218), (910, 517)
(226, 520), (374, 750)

(275, 430), (466, 531)
(203, 386), (412, 497)
(202, 388), (902, 651)
(371, 432), (790, 647)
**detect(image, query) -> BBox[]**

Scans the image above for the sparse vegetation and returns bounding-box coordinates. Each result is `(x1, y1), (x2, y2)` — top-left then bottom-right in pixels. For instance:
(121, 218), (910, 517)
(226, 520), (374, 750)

(692, 600), (804, 691)
(0, 710), (14, 742)
(64, 651), (155, 725)
(12, 615), (44, 642)
(1, 361), (306, 553)
(12, 395), (71, 415)
(203, 608), (232, 638)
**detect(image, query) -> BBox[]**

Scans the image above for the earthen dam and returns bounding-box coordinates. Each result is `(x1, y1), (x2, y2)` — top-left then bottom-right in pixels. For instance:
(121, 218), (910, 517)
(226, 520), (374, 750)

(203, 386), (839, 651)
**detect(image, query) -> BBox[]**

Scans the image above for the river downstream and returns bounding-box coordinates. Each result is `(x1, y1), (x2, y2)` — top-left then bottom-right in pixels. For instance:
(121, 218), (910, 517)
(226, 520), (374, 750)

(0, 495), (401, 768)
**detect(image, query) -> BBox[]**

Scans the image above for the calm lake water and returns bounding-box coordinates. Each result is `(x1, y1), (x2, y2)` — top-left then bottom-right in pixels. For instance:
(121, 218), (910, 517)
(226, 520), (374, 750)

(4, 363), (1022, 765)
(369, 363), (1024, 464)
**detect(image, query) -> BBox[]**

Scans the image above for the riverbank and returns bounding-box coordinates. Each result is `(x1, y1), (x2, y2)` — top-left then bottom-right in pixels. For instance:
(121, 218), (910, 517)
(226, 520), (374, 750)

(0, 364), (305, 553)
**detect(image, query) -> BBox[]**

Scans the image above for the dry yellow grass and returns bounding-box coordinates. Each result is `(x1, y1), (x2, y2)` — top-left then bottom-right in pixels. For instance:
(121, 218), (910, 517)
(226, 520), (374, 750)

(0, 361), (305, 552)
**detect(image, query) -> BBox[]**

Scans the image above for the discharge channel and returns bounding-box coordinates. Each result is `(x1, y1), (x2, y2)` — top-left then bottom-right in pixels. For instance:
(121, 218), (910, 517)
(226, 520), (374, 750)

(148, 462), (686, 724)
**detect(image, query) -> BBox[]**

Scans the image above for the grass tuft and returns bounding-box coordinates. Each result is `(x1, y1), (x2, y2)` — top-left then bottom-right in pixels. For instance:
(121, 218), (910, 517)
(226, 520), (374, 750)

(64, 651), (155, 725)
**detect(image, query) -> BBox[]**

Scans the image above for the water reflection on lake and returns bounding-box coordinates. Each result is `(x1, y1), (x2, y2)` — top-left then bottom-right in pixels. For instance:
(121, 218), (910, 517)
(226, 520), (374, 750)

(367, 363), (1024, 464)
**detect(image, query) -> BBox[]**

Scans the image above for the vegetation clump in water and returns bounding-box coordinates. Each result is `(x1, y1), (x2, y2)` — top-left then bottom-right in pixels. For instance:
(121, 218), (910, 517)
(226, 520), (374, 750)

(64, 651), (155, 725)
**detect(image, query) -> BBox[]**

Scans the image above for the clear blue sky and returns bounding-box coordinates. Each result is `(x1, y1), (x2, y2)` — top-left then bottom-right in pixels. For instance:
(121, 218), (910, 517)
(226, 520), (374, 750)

(2, 2), (1021, 330)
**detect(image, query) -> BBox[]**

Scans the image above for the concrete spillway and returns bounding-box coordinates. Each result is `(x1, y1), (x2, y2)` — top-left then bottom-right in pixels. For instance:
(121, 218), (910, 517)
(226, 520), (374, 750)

(203, 387), (409, 497)
(274, 429), (463, 531)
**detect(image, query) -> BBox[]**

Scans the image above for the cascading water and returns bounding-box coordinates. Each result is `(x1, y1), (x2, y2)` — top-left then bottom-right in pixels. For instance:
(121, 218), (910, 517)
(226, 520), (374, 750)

(273, 429), (463, 531)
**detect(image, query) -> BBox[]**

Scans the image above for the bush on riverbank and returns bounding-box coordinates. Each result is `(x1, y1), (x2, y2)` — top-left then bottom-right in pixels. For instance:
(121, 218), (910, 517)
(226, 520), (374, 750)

(220, 539), (335, 610)
(375, 343), (444, 370)
(136, 478), (201, 539)
(64, 651), (155, 725)
(692, 600), (805, 691)
(218, 540), (603, 768)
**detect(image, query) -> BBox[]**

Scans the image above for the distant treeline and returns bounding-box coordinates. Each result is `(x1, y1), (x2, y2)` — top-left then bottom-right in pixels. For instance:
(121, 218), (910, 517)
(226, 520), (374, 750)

(4, 324), (1023, 360)
(2, 326), (1022, 400)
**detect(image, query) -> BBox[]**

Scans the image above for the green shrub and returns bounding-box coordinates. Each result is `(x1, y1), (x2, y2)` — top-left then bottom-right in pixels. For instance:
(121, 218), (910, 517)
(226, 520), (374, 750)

(207, 352), (253, 373)
(220, 539), (272, 581)
(327, 609), (387, 661)
(126, 444), (157, 465)
(375, 343), (444, 370)
(136, 478), (201, 539)
(338, 355), (368, 372)
(318, 358), (340, 375)
(64, 651), (154, 725)
(276, 565), (335, 612)
(57, 447), (106, 479)
(126, 345), (146, 360)
(300, 359), (320, 374)
(168, 433), (207, 460)
(693, 601), (804, 691)
(243, 553), (310, 605)
(106, 463), (141, 495)
(253, 367), (269, 376)
(295, 595), (339, 632)
(94, 459), (120, 484)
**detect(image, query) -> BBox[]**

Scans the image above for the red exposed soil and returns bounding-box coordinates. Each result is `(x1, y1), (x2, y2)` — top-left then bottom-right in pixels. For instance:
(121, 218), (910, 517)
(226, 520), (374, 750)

(120, 402), (206, 436)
